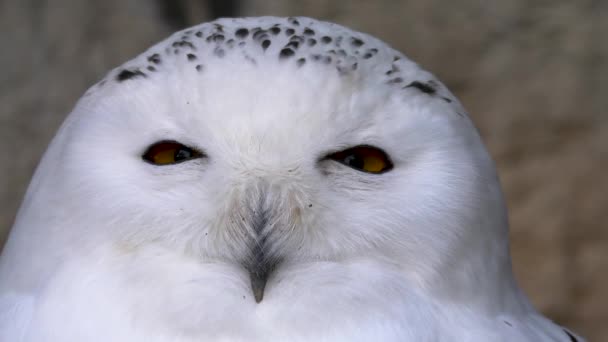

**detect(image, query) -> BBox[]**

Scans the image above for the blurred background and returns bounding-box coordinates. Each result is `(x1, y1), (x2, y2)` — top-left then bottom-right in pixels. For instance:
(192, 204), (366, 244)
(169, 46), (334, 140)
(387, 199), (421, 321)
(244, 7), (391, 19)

(0, 0), (606, 339)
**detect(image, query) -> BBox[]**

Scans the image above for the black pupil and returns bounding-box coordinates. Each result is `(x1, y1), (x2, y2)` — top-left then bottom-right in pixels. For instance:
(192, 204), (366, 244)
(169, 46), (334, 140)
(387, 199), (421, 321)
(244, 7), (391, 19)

(174, 147), (192, 161)
(343, 153), (364, 170)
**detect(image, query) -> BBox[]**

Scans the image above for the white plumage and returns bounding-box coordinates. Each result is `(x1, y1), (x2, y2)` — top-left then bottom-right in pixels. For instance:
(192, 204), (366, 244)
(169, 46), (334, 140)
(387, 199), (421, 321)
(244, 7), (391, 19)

(0, 17), (583, 341)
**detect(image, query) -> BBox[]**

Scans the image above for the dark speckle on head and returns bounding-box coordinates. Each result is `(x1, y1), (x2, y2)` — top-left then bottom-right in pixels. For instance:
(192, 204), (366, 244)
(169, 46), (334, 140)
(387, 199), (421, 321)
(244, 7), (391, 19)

(296, 58), (306, 67)
(196, 64), (203, 72)
(351, 37), (364, 47)
(147, 53), (161, 64)
(251, 27), (266, 40)
(288, 17), (300, 26)
(195, 31), (203, 38)
(172, 40), (195, 50)
(279, 48), (295, 59)
(206, 33), (224, 43)
(321, 36), (332, 44)
(270, 26), (281, 35)
(116, 69), (146, 82)
(285, 41), (300, 49)
(262, 39), (271, 50)
(285, 28), (295, 36)
(147, 65), (156, 72)
(290, 35), (304, 43)
(405, 80), (437, 95)
(253, 29), (268, 41)
(387, 77), (403, 84)
(187, 53), (197, 61)
(363, 48), (378, 59)
(307, 38), (317, 47)
(235, 28), (249, 38)
(303, 28), (314, 36)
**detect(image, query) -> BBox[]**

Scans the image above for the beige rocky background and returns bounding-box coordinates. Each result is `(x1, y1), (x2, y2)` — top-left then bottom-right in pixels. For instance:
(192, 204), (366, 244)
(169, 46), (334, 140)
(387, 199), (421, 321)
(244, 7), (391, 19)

(1, 0), (605, 340)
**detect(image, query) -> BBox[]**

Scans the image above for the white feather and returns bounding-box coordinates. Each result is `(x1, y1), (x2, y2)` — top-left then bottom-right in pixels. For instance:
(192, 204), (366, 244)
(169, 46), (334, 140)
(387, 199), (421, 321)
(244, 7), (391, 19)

(0, 293), (34, 342)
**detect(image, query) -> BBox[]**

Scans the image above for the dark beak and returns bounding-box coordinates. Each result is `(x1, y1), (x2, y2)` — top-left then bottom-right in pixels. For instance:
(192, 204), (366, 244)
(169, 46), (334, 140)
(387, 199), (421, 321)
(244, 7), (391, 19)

(247, 236), (278, 303)
(246, 205), (277, 303)
(249, 264), (270, 303)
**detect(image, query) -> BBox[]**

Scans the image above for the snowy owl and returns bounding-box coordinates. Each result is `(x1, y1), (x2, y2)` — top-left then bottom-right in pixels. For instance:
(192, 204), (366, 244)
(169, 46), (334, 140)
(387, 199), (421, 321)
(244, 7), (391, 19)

(0, 16), (584, 341)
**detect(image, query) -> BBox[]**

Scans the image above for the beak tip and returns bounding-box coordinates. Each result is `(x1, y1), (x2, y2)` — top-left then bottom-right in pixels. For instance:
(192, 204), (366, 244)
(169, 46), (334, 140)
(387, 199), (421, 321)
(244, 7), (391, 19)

(253, 288), (264, 303)
(249, 270), (268, 304)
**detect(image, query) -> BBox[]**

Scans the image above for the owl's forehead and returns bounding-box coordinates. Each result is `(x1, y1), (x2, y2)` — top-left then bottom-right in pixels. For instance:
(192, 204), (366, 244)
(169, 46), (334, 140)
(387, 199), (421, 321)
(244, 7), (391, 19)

(91, 17), (439, 96)
(83, 17), (461, 151)
(115, 16), (400, 81)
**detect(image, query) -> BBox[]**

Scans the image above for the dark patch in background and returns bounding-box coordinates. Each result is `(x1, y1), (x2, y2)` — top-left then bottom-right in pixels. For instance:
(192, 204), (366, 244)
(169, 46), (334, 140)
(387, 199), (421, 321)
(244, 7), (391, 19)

(160, 0), (240, 30)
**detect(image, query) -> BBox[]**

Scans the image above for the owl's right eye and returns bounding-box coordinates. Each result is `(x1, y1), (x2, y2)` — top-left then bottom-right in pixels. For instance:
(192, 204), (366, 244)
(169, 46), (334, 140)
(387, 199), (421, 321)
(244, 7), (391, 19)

(142, 141), (203, 165)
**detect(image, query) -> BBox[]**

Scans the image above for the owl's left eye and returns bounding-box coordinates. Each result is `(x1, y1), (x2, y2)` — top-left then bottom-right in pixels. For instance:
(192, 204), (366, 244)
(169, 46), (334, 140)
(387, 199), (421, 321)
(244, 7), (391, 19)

(142, 141), (203, 165)
(326, 145), (393, 174)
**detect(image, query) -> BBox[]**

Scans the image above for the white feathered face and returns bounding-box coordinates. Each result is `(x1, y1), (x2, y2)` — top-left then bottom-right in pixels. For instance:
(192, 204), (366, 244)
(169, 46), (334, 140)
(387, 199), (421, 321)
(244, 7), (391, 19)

(45, 17), (507, 302)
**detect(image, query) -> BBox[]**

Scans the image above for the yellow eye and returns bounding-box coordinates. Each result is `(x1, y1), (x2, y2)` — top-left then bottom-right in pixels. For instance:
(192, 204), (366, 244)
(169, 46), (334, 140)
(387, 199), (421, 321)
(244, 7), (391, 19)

(327, 145), (393, 174)
(142, 141), (203, 165)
